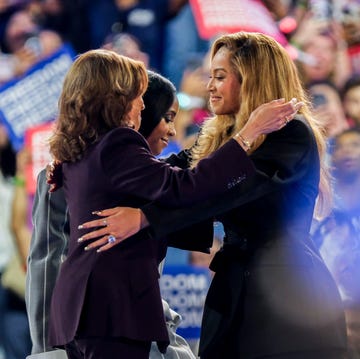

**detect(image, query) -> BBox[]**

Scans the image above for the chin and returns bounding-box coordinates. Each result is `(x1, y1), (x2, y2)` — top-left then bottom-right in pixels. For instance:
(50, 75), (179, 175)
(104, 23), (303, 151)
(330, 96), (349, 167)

(152, 147), (162, 156)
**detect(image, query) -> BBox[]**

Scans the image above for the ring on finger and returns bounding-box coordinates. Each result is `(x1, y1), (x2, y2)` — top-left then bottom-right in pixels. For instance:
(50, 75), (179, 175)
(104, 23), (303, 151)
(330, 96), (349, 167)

(103, 219), (107, 226)
(108, 235), (116, 244)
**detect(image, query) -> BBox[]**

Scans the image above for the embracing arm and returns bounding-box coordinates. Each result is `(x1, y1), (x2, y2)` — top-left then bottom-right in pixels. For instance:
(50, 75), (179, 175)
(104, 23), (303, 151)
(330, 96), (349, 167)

(25, 169), (69, 354)
(102, 98), (301, 208)
(143, 117), (318, 237)
(77, 100), (304, 251)
(79, 116), (315, 252)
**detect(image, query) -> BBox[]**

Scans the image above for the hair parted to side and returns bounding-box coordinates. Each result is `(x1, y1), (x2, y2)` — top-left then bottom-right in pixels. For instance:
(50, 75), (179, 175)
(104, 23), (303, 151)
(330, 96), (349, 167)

(49, 49), (148, 163)
(139, 70), (176, 138)
(191, 31), (331, 219)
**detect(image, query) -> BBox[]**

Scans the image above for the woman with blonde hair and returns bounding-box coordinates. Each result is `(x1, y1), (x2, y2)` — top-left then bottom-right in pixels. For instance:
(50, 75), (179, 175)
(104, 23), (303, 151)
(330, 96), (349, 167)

(46, 48), (298, 358)
(79, 32), (347, 358)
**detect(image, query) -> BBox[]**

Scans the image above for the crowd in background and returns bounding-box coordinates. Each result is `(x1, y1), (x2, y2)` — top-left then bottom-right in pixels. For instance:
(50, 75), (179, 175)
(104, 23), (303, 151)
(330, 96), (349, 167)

(1, 0), (360, 358)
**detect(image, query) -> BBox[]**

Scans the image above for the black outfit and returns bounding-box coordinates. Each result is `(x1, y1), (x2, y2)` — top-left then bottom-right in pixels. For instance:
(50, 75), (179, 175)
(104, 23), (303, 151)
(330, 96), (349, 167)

(142, 117), (348, 358)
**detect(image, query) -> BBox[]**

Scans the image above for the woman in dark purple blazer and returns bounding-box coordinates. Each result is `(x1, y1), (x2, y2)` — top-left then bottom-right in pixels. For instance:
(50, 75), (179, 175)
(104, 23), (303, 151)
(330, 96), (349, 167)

(46, 49), (299, 358)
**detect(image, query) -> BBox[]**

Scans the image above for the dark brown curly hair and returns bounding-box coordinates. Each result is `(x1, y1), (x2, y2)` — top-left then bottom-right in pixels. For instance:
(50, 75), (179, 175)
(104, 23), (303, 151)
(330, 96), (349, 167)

(49, 49), (148, 162)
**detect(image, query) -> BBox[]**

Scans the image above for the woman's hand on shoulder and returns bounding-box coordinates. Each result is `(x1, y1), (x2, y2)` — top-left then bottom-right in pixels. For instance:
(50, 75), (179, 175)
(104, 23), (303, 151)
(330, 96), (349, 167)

(237, 98), (303, 146)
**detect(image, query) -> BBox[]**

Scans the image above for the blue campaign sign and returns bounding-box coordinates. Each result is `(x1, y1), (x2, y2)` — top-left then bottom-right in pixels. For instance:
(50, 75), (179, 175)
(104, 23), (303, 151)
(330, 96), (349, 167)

(0, 44), (75, 150)
(160, 264), (212, 340)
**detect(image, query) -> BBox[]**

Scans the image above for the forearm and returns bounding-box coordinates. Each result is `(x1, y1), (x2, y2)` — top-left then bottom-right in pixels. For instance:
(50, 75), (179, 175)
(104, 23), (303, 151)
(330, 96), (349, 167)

(142, 171), (282, 239)
(143, 118), (311, 238)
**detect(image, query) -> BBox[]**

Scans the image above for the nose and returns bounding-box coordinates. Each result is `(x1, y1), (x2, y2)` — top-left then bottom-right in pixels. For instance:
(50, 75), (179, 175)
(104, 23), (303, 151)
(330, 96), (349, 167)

(207, 78), (214, 91)
(168, 122), (176, 137)
(140, 97), (145, 110)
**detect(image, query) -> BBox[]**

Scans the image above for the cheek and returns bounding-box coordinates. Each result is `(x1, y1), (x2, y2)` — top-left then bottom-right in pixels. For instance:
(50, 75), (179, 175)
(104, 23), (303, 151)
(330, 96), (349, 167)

(161, 124), (170, 136)
(347, 101), (360, 113)
(225, 83), (241, 110)
(156, 121), (169, 137)
(148, 128), (162, 143)
(136, 103), (143, 113)
(146, 133), (155, 146)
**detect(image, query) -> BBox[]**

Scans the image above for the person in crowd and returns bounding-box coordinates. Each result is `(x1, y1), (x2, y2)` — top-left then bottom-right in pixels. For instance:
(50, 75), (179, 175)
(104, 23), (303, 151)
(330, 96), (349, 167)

(314, 210), (360, 359)
(162, 3), (209, 89)
(342, 74), (360, 128)
(0, 7), (63, 83)
(335, 1), (360, 74)
(26, 70), (198, 359)
(326, 127), (360, 218)
(290, 12), (352, 90)
(0, 122), (31, 359)
(307, 80), (350, 141)
(102, 32), (149, 68)
(79, 32), (347, 359)
(312, 127), (360, 358)
(87, 0), (188, 72)
(45, 49), (297, 358)
(0, 121), (15, 357)
(11, 148), (32, 266)
(7, 148), (32, 359)
(173, 50), (211, 152)
(27, 0), (91, 54)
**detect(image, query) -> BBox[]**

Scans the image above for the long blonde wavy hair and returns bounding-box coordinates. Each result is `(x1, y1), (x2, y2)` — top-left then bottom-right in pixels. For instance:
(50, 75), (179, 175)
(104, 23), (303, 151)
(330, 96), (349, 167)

(49, 49), (148, 163)
(191, 32), (331, 219)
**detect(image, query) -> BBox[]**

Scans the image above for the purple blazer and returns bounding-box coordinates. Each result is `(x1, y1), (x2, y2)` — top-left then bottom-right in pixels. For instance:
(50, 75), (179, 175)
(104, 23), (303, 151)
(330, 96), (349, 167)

(48, 127), (254, 352)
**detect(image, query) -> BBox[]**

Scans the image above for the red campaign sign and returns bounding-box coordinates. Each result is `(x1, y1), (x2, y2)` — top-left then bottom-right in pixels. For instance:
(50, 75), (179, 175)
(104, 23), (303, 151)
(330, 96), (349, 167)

(189, 0), (287, 45)
(24, 121), (54, 195)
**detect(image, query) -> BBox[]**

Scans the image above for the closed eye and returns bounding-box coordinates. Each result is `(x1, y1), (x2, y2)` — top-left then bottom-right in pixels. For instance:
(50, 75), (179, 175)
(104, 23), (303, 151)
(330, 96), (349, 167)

(163, 112), (176, 123)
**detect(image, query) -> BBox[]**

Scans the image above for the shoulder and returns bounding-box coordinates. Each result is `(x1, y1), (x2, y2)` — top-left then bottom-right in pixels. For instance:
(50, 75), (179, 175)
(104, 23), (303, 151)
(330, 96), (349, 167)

(33, 168), (67, 215)
(96, 128), (154, 176)
(36, 168), (47, 188)
(99, 127), (150, 152)
(252, 115), (319, 170)
(34, 168), (50, 202)
(103, 127), (148, 144)
(265, 115), (316, 147)
(286, 115), (313, 134)
(285, 115), (314, 138)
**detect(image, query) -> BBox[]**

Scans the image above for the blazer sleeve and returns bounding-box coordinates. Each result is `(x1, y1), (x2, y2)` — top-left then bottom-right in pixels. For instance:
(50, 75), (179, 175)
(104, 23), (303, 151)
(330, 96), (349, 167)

(25, 169), (70, 354)
(100, 128), (256, 207)
(142, 118), (319, 238)
(160, 148), (214, 253)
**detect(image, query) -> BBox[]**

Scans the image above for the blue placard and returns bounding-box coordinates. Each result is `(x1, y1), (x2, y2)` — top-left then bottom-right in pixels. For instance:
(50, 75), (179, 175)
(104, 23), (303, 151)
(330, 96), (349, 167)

(160, 264), (211, 339)
(0, 44), (75, 150)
